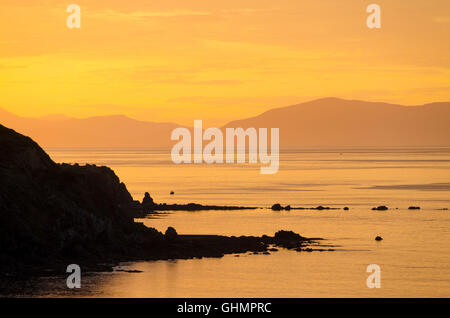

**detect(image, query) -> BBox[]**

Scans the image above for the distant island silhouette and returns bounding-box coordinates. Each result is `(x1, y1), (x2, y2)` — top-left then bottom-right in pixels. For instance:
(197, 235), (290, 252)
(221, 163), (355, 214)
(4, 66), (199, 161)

(1, 98), (449, 148)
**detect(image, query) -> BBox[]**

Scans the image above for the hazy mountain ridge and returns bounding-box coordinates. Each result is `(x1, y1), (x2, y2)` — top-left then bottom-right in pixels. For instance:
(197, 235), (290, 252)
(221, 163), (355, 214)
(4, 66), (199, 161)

(1, 97), (450, 147)
(0, 109), (182, 148)
(224, 98), (450, 147)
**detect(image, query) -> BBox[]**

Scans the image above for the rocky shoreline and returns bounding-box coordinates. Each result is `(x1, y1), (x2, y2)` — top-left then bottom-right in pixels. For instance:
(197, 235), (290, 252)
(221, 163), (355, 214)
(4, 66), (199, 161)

(133, 192), (258, 215)
(1, 229), (327, 279)
(0, 124), (330, 279)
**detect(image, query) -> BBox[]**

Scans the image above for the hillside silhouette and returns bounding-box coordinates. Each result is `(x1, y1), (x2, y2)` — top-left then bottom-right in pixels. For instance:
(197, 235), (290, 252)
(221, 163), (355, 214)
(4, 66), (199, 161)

(224, 98), (450, 147)
(0, 108), (181, 148)
(1, 98), (449, 148)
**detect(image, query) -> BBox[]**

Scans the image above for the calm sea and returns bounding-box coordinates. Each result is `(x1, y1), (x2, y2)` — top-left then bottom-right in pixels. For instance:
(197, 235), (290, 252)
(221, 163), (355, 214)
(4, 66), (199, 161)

(8, 148), (450, 297)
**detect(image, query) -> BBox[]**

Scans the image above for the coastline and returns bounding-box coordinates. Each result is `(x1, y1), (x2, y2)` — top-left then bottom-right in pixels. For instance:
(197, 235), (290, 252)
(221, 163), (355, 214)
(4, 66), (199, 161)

(0, 124), (331, 280)
(0, 230), (329, 280)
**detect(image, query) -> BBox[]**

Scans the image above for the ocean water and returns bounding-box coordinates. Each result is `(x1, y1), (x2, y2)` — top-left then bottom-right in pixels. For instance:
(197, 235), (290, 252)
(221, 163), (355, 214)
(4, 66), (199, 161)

(9, 148), (450, 297)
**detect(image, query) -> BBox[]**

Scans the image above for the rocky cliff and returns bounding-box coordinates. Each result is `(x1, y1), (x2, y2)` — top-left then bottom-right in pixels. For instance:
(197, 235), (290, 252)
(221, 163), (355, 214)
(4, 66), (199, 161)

(0, 124), (323, 276)
(0, 124), (162, 273)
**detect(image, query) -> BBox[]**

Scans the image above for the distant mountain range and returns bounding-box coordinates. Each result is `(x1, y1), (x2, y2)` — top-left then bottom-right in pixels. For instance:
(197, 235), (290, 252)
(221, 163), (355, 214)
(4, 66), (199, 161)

(224, 98), (450, 147)
(0, 108), (181, 148)
(1, 98), (450, 148)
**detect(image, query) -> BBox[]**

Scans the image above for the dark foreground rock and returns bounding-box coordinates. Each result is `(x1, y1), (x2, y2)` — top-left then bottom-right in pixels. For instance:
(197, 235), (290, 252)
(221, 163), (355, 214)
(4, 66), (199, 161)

(1, 228), (323, 277)
(0, 124), (328, 277)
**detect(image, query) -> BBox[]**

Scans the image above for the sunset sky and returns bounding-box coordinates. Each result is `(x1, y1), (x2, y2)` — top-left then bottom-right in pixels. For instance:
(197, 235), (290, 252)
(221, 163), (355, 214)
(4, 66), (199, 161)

(1, 0), (449, 126)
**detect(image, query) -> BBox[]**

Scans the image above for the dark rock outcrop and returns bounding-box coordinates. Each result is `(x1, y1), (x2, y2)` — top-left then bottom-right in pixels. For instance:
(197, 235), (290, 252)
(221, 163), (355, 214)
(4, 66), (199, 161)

(271, 203), (283, 211)
(274, 230), (304, 241)
(0, 124), (164, 274)
(147, 200), (257, 212)
(277, 205), (340, 211)
(271, 204), (292, 211)
(372, 206), (388, 211)
(142, 192), (156, 212)
(408, 206), (420, 210)
(165, 227), (178, 240)
(264, 230), (317, 250)
(375, 236), (383, 241)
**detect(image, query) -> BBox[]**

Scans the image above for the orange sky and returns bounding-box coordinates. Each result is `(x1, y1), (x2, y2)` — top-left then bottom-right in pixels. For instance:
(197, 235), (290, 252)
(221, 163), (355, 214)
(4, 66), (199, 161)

(0, 0), (449, 126)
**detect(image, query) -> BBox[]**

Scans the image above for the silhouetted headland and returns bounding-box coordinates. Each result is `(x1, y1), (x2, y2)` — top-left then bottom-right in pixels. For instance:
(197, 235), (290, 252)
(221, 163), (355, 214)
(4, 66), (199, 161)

(0, 124), (326, 277)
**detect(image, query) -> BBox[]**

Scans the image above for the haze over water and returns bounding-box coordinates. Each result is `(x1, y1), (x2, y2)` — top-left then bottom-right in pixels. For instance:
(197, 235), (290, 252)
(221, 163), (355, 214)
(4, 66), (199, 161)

(21, 147), (450, 297)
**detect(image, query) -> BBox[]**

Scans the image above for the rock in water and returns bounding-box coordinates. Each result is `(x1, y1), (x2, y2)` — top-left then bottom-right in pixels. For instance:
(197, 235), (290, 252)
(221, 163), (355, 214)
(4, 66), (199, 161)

(271, 203), (283, 211)
(372, 206), (388, 211)
(165, 227), (178, 240)
(271, 203), (292, 211)
(142, 192), (156, 212)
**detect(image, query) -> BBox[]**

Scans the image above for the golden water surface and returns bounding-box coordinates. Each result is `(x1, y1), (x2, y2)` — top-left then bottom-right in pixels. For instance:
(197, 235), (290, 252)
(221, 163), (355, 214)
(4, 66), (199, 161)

(11, 148), (450, 297)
